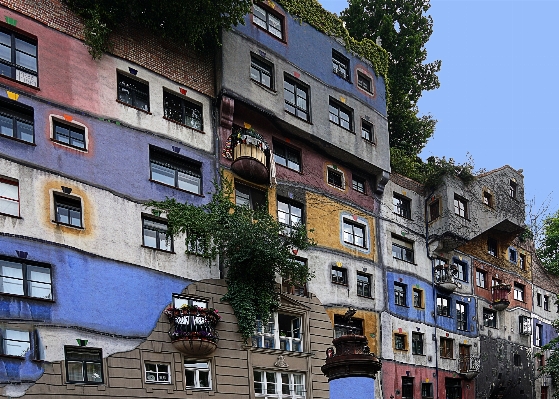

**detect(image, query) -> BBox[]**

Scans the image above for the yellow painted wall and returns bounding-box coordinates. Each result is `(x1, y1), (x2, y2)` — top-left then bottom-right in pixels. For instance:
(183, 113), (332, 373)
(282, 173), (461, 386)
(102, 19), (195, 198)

(326, 308), (379, 356)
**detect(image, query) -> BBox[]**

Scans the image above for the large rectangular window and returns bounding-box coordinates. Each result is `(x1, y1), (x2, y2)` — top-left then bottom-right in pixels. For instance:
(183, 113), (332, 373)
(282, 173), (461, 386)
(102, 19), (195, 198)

(0, 97), (34, 143)
(54, 194), (82, 228)
(277, 199), (302, 234)
(163, 91), (203, 130)
(437, 295), (450, 317)
(2, 328), (30, 357)
(284, 77), (308, 121)
(412, 332), (424, 355)
(142, 216), (173, 252)
(392, 236), (414, 263)
(250, 55), (274, 89)
(65, 347), (103, 384)
(274, 141), (301, 172)
(513, 282), (525, 301)
(393, 194), (411, 218)
(0, 28), (37, 86)
(454, 259), (467, 282)
(117, 72), (149, 112)
(235, 182), (266, 210)
(329, 98), (353, 131)
(332, 50), (350, 80)
(440, 338), (453, 358)
(253, 4), (283, 39)
(254, 370), (305, 399)
(476, 269), (487, 288)
(150, 146), (202, 194)
(453, 194), (467, 218)
(184, 361), (211, 389)
(0, 257), (52, 299)
(0, 178), (19, 217)
(342, 219), (366, 248)
(253, 313), (303, 352)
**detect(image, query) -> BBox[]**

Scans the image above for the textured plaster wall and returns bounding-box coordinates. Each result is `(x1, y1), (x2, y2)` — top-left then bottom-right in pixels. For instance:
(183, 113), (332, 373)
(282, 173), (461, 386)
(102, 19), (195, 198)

(325, 308), (379, 355)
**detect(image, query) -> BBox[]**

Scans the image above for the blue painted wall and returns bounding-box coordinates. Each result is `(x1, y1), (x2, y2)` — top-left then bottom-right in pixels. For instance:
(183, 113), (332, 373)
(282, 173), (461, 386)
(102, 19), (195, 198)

(0, 95), (215, 204)
(533, 319), (558, 347)
(234, 5), (387, 116)
(330, 377), (376, 399)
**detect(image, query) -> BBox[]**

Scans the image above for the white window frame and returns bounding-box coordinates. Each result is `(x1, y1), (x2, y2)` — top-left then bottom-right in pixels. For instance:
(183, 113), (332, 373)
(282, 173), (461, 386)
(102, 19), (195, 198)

(519, 316), (532, 335)
(2, 328), (30, 357)
(0, 257), (52, 299)
(184, 361), (211, 390)
(513, 283), (525, 301)
(0, 178), (20, 217)
(252, 312), (303, 352)
(145, 362), (171, 384)
(253, 4), (283, 39)
(142, 215), (173, 252)
(254, 370), (305, 399)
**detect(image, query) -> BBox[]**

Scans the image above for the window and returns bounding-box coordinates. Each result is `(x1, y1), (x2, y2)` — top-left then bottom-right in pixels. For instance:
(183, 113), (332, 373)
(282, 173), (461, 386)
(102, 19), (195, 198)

(445, 378), (461, 399)
(352, 175), (366, 194)
(537, 293), (542, 306)
(52, 120), (86, 150)
(483, 191), (493, 207)
(54, 193), (82, 228)
(145, 363), (171, 383)
(436, 295), (450, 317)
(163, 91), (203, 130)
(483, 308), (496, 328)
(334, 314), (363, 337)
(513, 353), (521, 366)
(327, 168), (344, 189)
(173, 294), (207, 309)
(332, 50), (350, 80)
(342, 219), (366, 248)
(535, 324), (543, 346)
(251, 55), (273, 89)
(65, 347), (103, 384)
(253, 312), (303, 352)
(519, 254), (526, 270)
(509, 180), (517, 199)
(253, 4), (283, 39)
(476, 269), (487, 289)
(277, 199), (302, 234)
(0, 97), (34, 143)
(150, 147), (202, 194)
(422, 383), (433, 399)
(361, 120), (374, 142)
(254, 370), (305, 399)
(142, 216), (172, 252)
(2, 328), (30, 357)
(402, 377), (413, 399)
(0, 28), (37, 86)
(491, 278), (501, 287)
(117, 72), (149, 112)
(0, 257), (52, 299)
(394, 282), (407, 306)
(544, 295), (550, 311)
(413, 288), (423, 308)
(392, 236), (414, 263)
(357, 273), (371, 297)
(185, 361), (211, 390)
(357, 72), (372, 93)
(513, 283), (525, 301)
(235, 182), (266, 210)
(395, 334), (406, 350)
(274, 141), (301, 172)
(429, 199), (440, 221)
(454, 194), (467, 218)
(284, 77), (308, 121)
(454, 259), (467, 282)
(509, 247), (517, 263)
(331, 266), (347, 285)
(456, 302), (467, 331)
(412, 332), (424, 355)
(0, 178), (19, 217)
(487, 238), (498, 257)
(329, 98), (353, 131)
(519, 315), (531, 335)
(393, 194), (411, 219)
(440, 337), (453, 358)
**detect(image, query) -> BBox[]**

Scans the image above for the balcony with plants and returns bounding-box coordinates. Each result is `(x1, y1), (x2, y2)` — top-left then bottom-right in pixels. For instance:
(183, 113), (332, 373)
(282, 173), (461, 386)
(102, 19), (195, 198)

(165, 305), (221, 356)
(491, 284), (511, 311)
(224, 126), (271, 184)
(434, 263), (460, 292)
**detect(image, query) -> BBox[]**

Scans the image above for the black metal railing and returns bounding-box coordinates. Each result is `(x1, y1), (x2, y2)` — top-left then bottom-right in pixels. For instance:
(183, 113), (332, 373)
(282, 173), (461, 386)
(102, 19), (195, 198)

(165, 307), (220, 343)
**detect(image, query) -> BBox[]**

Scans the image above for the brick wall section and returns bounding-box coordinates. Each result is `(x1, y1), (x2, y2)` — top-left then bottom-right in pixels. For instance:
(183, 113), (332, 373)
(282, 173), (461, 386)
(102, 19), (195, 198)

(390, 173), (425, 196)
(0, 0), (215, 97)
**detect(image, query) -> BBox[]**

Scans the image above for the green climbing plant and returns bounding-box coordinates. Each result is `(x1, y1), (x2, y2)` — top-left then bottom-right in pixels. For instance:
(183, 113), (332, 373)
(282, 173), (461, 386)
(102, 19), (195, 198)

(146, 177), (315, 342)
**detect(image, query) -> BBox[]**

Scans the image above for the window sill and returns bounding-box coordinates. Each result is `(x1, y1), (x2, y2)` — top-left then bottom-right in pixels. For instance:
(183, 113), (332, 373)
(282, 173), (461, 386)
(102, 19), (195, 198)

(150, 179), (204, 197)
(328, 183), (345, 191)
(394, 348), (408, 352)
(0, 292), (54, 302)
(145, 381), (172, 385)
(357, 294), (374, 300)
(437, 315), (452, 318)
(0, 74), (40, 91)
(66, 382), (105, 385)
(52, 221), (84, 230)
(393, 212), (412, 220)
(440, 357), (455, 360)
(455, 215), (471, 222)
(245, 346), (313, 357)
(413, 306), (425, 310)
(393, 257), (416, 265)
(185, 387), (212, 391)
(250, 78), (277, 93)
(141, 245), (176, 254)
(331, 282), (348, 287)
(395, 304), (409, 308)
(0, 354), (26, 360)
(352, 188), (367, 195)
(362, 138), (376, 145)
(276, 163), (303, 175)
(162, 116), (205, 134)
(329, 120), (354, 134)
(412, 353), (426, 356)
(51, 139), (88, 152)
(1, 133), (36, 146)
(284, 109), (311, 124)
(116, 99), (152, 114)
(343, 242), (367, 250)
(0, 212), (22, 219)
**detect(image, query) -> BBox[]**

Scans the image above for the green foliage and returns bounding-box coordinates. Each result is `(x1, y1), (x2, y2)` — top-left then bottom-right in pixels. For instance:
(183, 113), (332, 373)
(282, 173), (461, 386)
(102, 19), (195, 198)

(147, 178), (315, 342)
(536, 315), (559, 398)
(537, 211), (559, 275)
(342, 0), (441, 155)
(390, 148), (474, 189)
(276, 0), (389, 80)
(65, 0), (252, 59)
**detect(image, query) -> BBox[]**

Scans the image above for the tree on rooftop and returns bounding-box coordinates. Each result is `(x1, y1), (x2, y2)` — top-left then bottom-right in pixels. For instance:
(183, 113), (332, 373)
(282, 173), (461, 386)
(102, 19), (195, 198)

(537, 210), (559, 275)
(342, 0), (441, 156)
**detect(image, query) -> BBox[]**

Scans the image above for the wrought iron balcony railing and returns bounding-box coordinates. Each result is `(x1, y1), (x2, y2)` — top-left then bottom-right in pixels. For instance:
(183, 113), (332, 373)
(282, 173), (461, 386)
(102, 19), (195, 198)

(458, 355), (481, 379)
(165, 306), (220, 356)
(434, 264), (460, 292)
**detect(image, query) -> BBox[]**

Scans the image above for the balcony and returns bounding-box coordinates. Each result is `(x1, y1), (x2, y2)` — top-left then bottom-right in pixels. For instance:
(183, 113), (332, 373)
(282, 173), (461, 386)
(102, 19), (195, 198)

(229, 126), (270, 184)
(165, 306), (221, 356)
(491, 284), (511, 311)
(434, 264), (460, 292)
(458, 355), (481, 379)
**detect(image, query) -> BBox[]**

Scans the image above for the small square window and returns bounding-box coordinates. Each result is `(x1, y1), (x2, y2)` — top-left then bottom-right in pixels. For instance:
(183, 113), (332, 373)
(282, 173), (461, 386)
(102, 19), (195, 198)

(0, 178), (19, 217)
(454, 194), (468, 218)
(334, 314), (363, 337)
(284, 77), (309, 121)
(145, 362), (171, 383)
(412, 332), (424, 355)
(0, 28), (38, 86)
(395, 334), (406, 350)
(2, 328), (30, 357)
(440, 337), (453, 358)
(361, 120), (374, 142)
(277, 198), (303, 235)
(253, 4), (283, 39)
(332, 50), (350, 80)
(392, 235), (414, 263)
(117, 72), (149, 112)
(429, 199), (440, 221)
(352, 175), (366, 194)
(142, 216), (173, 252)
(514, 283), (525, 302)
(0, 97), (34, 143)
(357, 272), (371, 297)
(393, 194), (411, 219)
(413, 288), (423, 308)
(476, 269), (487, 288)
(394, 282), (407, 306)
(544, 295), (550, 311)
(483, 308), (496, 328)
(0, 257), (52, 299)
(54, 193), (82, 228)
(185, 361), (211, 390)
(65, 347), (103, 384)
(483, 191), (493, 207)
(436, 295), (450, 317)
(329, 98), (353, 131)
(150, 146), (202, 194)
(327, 168), (344, 189)
(52, 120), (86, 150)
(235, 182), (266, 210)
(331, 266), (347, 285)
(343, 219), (366, 248)
(487, 238), (498, 257)
(163, 91), (203, 130)
(250, 55), (274, 89)
(357, 72), (372, 93)
(274, 141), (301, 172)
(509, 180), (517, 198)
